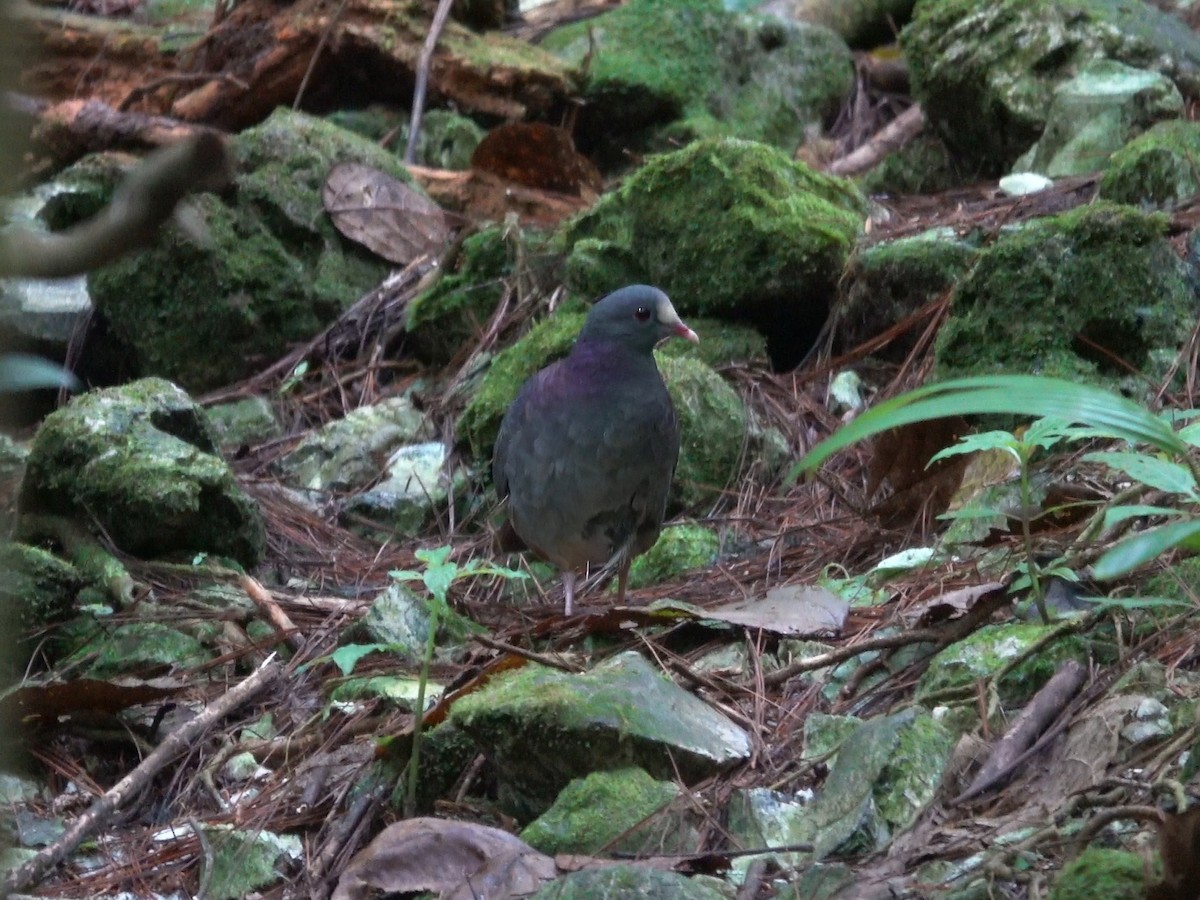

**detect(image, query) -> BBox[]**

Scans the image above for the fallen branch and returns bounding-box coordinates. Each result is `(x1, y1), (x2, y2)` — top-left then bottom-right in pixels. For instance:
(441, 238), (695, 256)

(2, 656), (282, 896)
(0, 130), (233, 278)
(951, 659), (1088, 805)
(828, 103), (926, 177)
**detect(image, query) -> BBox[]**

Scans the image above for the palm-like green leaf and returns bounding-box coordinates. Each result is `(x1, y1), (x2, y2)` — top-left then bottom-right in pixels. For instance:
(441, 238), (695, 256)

(1092, 519), (1200, 580)
(789, 375), (1187, 481)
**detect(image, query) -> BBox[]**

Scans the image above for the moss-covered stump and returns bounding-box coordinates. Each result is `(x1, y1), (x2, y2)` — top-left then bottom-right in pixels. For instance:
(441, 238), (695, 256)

(520, 767), (690, 855)
(833, 229), (977, 360)
(449, 651), (750, 820)
(17, 378), (265, 567)
(1101, 119), (1200, 208)
(934, 203), (1198, 391)
(88, 109), (414, 391)
(562, 138), (866, 369)
(902, 0), (1200, 176)
(542, 0), (852, 164)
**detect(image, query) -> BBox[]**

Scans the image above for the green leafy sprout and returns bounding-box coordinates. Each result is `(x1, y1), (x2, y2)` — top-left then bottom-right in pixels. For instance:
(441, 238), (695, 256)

(789, 375), (1200, 610)
(387, 546), (526, 817)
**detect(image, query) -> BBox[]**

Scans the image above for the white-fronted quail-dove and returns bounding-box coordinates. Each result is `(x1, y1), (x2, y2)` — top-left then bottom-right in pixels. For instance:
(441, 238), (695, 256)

(492, 285), (699, 615)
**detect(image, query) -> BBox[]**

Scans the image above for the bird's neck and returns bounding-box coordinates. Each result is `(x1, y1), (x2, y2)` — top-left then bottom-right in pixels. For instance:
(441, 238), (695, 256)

(571, 337), (656, 369)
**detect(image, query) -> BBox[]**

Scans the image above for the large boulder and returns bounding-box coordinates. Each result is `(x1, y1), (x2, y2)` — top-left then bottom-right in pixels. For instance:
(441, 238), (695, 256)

(86, 108), (416, 391)
(561, 138), (866, 369)
(17, 377), (265, 566)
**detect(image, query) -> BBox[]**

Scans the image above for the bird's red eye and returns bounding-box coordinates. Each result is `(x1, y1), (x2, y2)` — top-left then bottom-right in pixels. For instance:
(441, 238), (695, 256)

(634, 306), (652, 322)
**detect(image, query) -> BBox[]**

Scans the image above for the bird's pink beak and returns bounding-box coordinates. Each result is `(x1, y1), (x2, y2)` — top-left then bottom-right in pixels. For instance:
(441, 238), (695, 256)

(675, 323), (700, 344)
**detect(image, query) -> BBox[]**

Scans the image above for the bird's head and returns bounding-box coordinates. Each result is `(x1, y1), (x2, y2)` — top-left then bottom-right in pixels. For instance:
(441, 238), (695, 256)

(578, 285), (700, 353)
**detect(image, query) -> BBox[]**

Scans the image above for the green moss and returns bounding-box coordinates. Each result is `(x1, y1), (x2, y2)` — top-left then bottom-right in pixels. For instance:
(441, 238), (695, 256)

(1048, 848), (1147, 900)
(1101, 119), (1200, 207)
(916, 622), (1093, 707)
(544, 0), (851, 159)
(857, 134), (966, 196)
(835, 229), (977, 358)
(406, 227), (513, 364)
(70, 621), (212, 678)
(656, 317), (769, 368)
(19, 378), (265, 566)
(457, 307), (586, 459)
(544, 0), (726, 121)
(934, 202), (1194, 394)
(628, 523), (719, 589)
(520, 767), (682, 854)
(658, 355), (747, 510)
(89, 193), (318, 391)
(0, 542), (82, 632)
(562, 137), (865, 330)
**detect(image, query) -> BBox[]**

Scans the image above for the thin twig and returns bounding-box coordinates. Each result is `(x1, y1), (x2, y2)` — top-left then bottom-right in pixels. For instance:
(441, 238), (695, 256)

(405, 0), (456, 164)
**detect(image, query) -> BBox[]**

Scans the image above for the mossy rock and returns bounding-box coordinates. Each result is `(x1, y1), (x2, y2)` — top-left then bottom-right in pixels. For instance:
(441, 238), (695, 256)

(89, 109), (413, 391)
(17, 378), (265, 566)
(1101, 118), (1200, 208)
(406, 226), (513, 364)
(327, 107), (485, 170)
(520, 767), (686, 855)
(659, 354), (747, 510)
(934, 202), (1198, 394)
(1048, 848), (1147, 900)
(628, 523), (719, 589)
(67, 620), (214, 679)
(657, 317), (769, 369)
(0, 542), (83, 634)
(834, 229), (977, 359)
(857, 134), (967, 196)
(916, 621), (1096, 707)
(542, 0), (852, 164)
(562, 137), (865, 369)
(902, 0), (1200, 176)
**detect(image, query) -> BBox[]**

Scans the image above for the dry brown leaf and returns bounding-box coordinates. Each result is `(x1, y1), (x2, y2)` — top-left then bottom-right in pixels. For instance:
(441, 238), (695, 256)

(702, 585), (849, 637)
(332, 817), (557, 900)
(322, 162), (450, 264)
(470, 122), (602, 197)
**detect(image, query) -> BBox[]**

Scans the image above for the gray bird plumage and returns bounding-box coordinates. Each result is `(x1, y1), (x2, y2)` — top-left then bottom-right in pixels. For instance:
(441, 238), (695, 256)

(493, 285), (699, 614)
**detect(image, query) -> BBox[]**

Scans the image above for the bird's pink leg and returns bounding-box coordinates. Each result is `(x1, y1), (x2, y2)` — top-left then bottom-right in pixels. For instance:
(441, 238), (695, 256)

(562, 571), (576, 616)
(616, 560), (630, 605)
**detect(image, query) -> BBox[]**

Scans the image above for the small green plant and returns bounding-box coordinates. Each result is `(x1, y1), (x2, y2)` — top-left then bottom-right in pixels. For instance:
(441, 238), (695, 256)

(929, 418), (1089, 620)
(387, 546), (525, 817)
(791, 375), (1200, 600)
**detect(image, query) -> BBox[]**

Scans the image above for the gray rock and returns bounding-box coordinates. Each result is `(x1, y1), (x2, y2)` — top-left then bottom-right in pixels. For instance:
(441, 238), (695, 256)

(1014, 61), (1182, 177)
